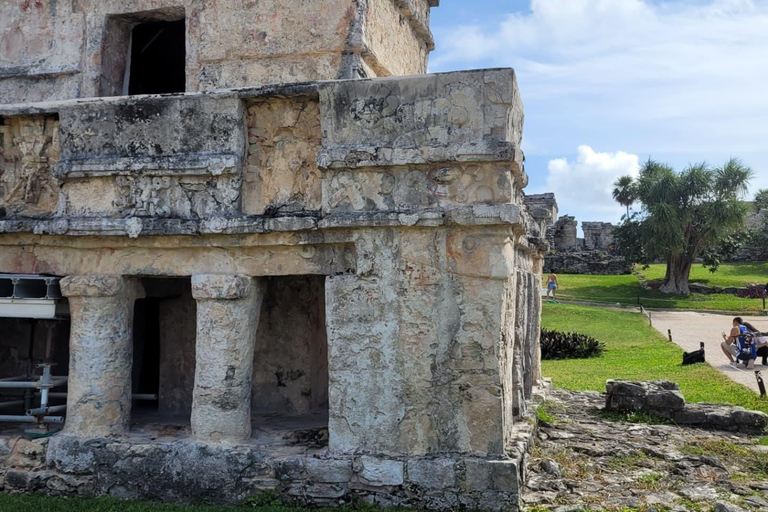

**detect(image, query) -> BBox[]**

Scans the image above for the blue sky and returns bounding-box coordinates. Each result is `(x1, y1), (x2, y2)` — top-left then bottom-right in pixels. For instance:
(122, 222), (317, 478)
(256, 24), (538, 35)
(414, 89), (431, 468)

(429, 0), (768, 225)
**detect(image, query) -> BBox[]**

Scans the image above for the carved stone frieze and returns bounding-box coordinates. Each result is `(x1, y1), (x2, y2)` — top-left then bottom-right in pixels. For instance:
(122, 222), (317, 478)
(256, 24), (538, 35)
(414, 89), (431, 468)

(107, 174), (240, 219)
(0, 116), (60, 217)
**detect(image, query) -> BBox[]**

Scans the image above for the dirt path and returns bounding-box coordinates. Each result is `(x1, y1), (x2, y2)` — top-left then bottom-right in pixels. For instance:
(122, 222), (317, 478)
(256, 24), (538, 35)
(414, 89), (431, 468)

(651, 310), (768, 394)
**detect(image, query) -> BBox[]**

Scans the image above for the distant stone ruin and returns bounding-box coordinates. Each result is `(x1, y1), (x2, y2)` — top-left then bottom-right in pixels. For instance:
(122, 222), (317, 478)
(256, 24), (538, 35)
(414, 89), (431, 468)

(540, 212), (631, 275)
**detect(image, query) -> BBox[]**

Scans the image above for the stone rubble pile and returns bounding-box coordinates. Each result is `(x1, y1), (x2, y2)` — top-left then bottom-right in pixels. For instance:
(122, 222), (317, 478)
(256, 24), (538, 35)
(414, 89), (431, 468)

(524, 389), (768, 512)
(606, 380), (768, 433)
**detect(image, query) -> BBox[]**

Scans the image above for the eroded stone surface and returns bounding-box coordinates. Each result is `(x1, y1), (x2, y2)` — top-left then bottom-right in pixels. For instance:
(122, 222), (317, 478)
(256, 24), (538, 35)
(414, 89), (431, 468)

(192, 275), (265, 442)
(60, 275), (144, 437)
(525, 389), (768, 512)
(0, 0), (437, 103)
(0, 41), (547, 512)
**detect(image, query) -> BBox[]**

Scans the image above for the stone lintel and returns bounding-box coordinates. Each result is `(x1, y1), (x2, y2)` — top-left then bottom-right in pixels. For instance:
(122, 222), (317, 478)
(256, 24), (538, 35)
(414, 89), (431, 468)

(191, 274), (252, 300)
(60, 274), (125, 298)
(0, 208), (524, 237)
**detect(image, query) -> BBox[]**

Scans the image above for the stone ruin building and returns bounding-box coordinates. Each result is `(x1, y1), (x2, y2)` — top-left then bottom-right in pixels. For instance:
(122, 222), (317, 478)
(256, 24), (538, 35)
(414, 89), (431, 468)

(531, 203), (632, 275)
(0, 1), (553, 509)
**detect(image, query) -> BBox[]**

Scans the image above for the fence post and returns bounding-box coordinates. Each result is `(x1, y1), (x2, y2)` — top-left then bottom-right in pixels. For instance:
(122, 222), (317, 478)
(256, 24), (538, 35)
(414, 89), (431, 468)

(756, 371), (767, 398)
(668, 329), (673, 342)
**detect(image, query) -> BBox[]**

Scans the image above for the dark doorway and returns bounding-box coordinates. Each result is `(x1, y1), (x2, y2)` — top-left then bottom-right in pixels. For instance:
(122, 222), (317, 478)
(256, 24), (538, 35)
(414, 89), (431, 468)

(131, 277), (195, 431)
(128, 19), (186, 95)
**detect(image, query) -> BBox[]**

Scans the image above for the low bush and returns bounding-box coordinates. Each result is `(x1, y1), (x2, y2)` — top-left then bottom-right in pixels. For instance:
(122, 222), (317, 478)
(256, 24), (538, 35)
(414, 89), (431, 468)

(541, 328), (605, 360)
(734, 284), (766, 299)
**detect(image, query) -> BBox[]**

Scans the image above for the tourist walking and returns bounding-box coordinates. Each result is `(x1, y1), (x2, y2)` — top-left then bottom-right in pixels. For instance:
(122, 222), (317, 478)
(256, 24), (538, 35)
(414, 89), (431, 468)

(546, 273), (559, 300)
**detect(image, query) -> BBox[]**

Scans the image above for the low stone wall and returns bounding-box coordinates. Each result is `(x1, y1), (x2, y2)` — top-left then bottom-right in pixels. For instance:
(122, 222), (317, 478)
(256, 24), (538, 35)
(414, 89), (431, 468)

(544, 251), (632, 276)
(605, 380), (768, 433)
(0, 414), (539, 511)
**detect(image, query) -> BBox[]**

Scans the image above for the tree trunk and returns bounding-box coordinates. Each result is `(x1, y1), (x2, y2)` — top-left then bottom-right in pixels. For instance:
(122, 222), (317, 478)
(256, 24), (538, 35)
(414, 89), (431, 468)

(659, 254), (692, 295)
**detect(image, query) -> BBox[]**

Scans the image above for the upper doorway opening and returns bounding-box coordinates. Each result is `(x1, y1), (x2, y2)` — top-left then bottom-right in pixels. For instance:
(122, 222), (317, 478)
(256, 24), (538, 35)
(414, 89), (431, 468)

(100, 9), (186, 97)
(127, 20), (186, 95)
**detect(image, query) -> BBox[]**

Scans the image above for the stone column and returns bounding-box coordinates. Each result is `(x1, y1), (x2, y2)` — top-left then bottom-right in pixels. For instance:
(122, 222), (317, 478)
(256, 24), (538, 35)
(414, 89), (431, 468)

(60, 275), (142, 437)
(191, 274), (264, 443)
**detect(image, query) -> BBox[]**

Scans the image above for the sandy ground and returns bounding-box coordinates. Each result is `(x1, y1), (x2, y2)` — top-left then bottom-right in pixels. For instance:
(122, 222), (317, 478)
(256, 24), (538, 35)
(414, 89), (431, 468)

(651, 310), (768, 394)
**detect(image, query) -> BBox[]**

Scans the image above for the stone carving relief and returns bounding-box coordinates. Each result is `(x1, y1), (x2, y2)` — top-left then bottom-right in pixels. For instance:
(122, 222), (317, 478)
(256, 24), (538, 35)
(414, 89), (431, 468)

(323, 164), (513, 212)
(0, 116), (60, 217)
(112, 175), (240, 219)
(243, 98), (322, 215)
(115, 176), (173, 218)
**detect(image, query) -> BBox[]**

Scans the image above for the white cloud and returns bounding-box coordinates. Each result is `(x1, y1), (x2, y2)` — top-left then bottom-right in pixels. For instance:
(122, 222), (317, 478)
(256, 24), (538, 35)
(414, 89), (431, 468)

(430, 0), (768, 165)
(545, 146), (640, 223)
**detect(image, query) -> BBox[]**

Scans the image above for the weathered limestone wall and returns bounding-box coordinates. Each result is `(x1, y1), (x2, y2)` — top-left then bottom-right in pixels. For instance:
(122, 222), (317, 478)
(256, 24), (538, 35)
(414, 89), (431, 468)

(0, 69), (546, 510)
(365, 0), (432, 76)
(0, 0), (436, 104)
(158, 285), (197, 415)
(582, 221), (615, 251)
(244, 98), (323, 215)
(552, 215), (578, 251)
(252, 276), (328, 414)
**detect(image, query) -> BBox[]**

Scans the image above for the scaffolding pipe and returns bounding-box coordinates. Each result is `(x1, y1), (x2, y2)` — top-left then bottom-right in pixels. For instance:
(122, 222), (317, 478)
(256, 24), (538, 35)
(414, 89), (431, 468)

(47, 392), (158, 401)
(0, 377), (67, 389)
(0, 376), (26, 382)
(27, 404), (66, 416)
(0, 401), (24, 409)
(0, 415), (64, 424)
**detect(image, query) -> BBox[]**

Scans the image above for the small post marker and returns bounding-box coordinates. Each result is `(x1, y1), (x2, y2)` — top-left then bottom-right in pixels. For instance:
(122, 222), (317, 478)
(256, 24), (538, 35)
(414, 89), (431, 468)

(668, 329), (673, 342)
(756, 371), (767, 398)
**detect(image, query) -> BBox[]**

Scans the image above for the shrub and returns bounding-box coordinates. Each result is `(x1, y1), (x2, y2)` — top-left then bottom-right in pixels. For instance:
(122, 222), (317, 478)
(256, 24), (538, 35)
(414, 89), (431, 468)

(735, 284), (766, 299)
(540, 328), (605, 360)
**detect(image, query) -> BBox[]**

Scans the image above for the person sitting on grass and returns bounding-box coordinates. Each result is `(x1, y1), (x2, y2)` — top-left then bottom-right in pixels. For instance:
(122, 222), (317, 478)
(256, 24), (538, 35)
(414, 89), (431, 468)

(721, 317), (756, 369)
(742, 321), (768, 366)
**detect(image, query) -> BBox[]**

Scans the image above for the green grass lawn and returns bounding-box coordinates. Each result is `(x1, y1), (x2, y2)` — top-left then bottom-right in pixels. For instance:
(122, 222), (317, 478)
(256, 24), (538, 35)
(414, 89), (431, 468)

(642, 262), (768, 288)
(549, 262), (768, 313)
(541, 303), (768, 414)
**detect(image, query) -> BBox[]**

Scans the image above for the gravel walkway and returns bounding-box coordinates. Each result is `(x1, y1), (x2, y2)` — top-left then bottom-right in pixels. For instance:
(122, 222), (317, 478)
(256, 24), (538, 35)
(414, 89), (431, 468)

(651, 311), (768, 394)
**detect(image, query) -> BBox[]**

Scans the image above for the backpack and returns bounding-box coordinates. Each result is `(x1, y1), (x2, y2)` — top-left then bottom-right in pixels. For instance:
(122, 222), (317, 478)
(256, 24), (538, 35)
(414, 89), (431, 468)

(682, 342), (705, 365)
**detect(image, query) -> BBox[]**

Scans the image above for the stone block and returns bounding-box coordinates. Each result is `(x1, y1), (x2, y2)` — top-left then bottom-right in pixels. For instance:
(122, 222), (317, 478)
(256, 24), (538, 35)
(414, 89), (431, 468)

(464, 459), (520, 493)
(407, 459), (456, 489)
(646, 390), (686, 412)
(732, 409), (768, 431)
(305, 459), (353, 483)
(357, 457), (404, 487)
(607, 381), (648, 398)
(673, 408), (708, 425)
(60, 274), (124, 297)
(274, 458), (306, 481)
(706, 409), (734, 428)
(304, 484), (347, 499)
(191, 274), (252, 300)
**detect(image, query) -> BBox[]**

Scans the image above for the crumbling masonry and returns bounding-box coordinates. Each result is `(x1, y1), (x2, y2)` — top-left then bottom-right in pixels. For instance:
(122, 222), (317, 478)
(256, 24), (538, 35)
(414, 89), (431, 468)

(0, 1), (551, 509)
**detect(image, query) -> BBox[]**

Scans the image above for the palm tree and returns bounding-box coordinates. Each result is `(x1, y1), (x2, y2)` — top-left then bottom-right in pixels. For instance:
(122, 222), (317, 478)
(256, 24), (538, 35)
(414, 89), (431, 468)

(612, 175), (636, 218)
(614, 158), (753, 295)
(754, 188), (768, 211)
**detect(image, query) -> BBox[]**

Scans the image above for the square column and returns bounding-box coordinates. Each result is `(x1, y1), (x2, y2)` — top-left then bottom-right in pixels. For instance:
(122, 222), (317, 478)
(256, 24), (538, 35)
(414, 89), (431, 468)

(59, 275), (143, 437)
(191, 274), (264, 443)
